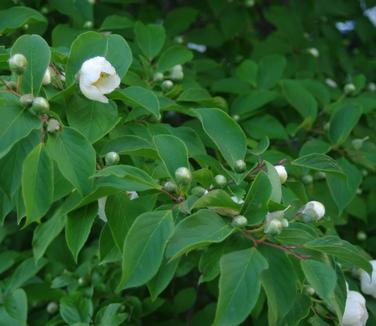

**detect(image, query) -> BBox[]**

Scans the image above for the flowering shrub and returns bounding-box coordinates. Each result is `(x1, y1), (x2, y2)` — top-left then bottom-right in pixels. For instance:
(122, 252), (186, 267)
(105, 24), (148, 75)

(0, 1), (376, 325)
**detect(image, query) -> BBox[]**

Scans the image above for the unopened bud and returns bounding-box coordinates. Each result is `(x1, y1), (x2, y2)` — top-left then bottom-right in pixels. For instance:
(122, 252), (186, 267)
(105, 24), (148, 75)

(231, 196), (244, 205)
(31, 97), (49, 114)
(299, 201), (325, 222)
(46, 301), (58, 314)
(153, 72), (164, 81)
(314, 171), (326, 180)
(352, 137), (369, 150)
(232, 114), (240, 121)
(175, 167), (192, 184)
(191, 186), (207, 197)
(9, 53), (27, 75)
(357, 231), (367, 241)
(274, 165), (288, 184)
(307, 48), (319, 58)
(214, 174), (227, 188)
(161, 79), (174, 91)
(19, 94), (34, 107)
(234, 159), (246, 173)
(127, 191), (139, 200)
(344, 83), (356, 94)
(47, 118), (61, 133)
(42, 67), (52, 85)
(163, 180), (177, 193)
(264, 219), (283, 235)
(232, 215), (247, 227)
(170, 65), (184, 80)
(325, 78), (337, 88)
(368, 82), (376, 92)
(104, 151), (120, 166)
(305, 286), (316, 296)
(302, 175), (313, 184)
(83, 21), (93, 29)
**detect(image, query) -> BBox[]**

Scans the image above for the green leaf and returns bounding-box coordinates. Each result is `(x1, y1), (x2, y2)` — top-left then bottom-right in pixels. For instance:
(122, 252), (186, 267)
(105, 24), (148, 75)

(301, 260), (337, 302)
(95, 303), (127, 326)
(242, 171), (272, 224)
(259, 247), (298, 325)
(0, 98), (41, 159)
(0, 6), (47, 35)
(99, 224), (121, 264)
(153, 134), (189, 180)
(65, 202), (97, 261)
(112, 86), (160, 117)
(60, 293), (93, 324)
(3, 288), (27, 325)
(192, 189), (241, 216)
(94, 165), (160, 190)
(99, 15), (134, 31)
(292, 153), (343, 174)
(257, 54), (286, 89)
(66, 96), (120, 143)
(47, 127), (96, 195)
(66, 32), (132, 85)
(235, 59), (258, 87)
(231, 90), (276, 117)
(329, 102), (362, 145)
(147, 258), (180, 300)
(304, 236), (372, 274)
(166, 209), (233, 259)
(165, 7), (198, 37)
(157, 45), (193, 72)
(265, 162), (282, 203)
(192, 108), (247, 169)
(119, 210), (174, 289)
(242, 114), (288, 140)
(280, 79), (317, 121)
(326, 158), (362, 212)
(21, 144), (54, 224)
(11, 34), (51, 95)
(177, 88), (211, 103)
(134, 21), (165, 60)
(213, 248), (268, 326)
(279, 294), (311, 326)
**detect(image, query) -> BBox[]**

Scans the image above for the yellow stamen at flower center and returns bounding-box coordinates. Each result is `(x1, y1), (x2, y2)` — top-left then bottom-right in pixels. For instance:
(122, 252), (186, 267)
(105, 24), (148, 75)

(93, 72), (109, 86)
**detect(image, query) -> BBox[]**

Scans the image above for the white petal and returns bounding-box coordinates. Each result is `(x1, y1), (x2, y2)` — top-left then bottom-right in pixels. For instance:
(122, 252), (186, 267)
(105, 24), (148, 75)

(80, 83), (108, 103)
(42, 68), (51, 85)
(96, 73), (121, 94)
(79, 57), (104, 83)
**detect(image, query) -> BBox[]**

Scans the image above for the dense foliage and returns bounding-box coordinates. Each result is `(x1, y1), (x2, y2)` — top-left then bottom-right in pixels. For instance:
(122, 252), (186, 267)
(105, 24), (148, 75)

(1, 0), (376, 325)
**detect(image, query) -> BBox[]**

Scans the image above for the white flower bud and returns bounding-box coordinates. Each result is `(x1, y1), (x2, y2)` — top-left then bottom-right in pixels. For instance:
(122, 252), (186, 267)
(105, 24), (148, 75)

(281, 218), (289, 228)
(302, 175), (313, 184)
(244, 0), (255, 7)
(153, 72), (164, 81)
(264, 219), (283, 235)
(314, 171), (326, 180)
(323, 122), (330, 131)
(356, 188), (362, 195)
(342, 290), (368, 326)
(360, 260), (376, 298)
(232, 114), (240, 121)
(163, 180), (177, 193)
(305, 286), (315, 296)
(274, 165), (288, 184)
(77, 277), (86, 286)
(232, 215), (247, 227)
(127, 191), (139, 200)
(31, 97), (49, 114)
(83, 20), (93, 29)
(47, 119), (61, 133)
(174, 35), (184, 44)
(88, 0), (95, 4)
(231, 196), (244, 205)
(105, 151), (120, 166)
(170, 65), (184, 80)
(191, 186), (207, 197)
(357, 231), (367, 241)
(46, 302), (59, 314)
(42, 67), (52, 85)
(300, 201), (325, 222)
(368, 82), (376, 92)
(234, 159), (246, 173)
(325, 78), (338, 88)
(214, 174), (227, 188)
(307, 48), (319, 58)
(175, 167), (192, 184)
(344, 83), (356, 94)
(266, 210), (285, 222)
(19, 94), (34, 107)
(9, 53), (27, 75)
(352, 137), (369, 150)
(161, 79), (174, 91)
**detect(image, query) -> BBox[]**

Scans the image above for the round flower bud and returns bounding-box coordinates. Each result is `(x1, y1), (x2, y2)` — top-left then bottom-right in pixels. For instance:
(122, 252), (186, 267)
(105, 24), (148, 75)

(47, 118), (61, 133)
(357, 231), (367, 241)
(214, 174), (227, 188)
(19, 94), (34, 107)
(362, 169), (368, 176)
(88, 0), (95, 4)
(46, 301), (59, 314)
(191, 186), (207, 197)
(342, 290), (368, 326)
(105, 151), (120, 166)
(170, 65), (184, 80)
(368, 82), (376, 92)
(234, 159), (246, 173)
(264, 219), (283, 235)
(42, 67), (52, 85)
(9, 53), (27, 75)
(83, 20), (93, 29)
(174, 35), (184, 44)
(175, 167), (192, 184)
(352, 137), (369, 150)
(314, 171), (326, 180)
(77, 277), (87, 286)
(232, 215), (247, 227)
(325, 78), (338, 88)
(163, 180), (177, 193)
(274, 165), (288, 184)
(153, 72), (164, 81)
(31, 97), (49, 114)
(305, 286), (316, 296)
(302, 175), (313, 184)
(323, 122), (330, 131)
(307, 48), (319, 58)
(360, 260), (376, 299)
(300, 201), (325, 222)
(41, 6), (49, 14)
(281, 218), (289, 228)
(245, 0), (255, 7)
(231, 196), (244, 205)
(232, 114), (240, 121)
(161, 79), (174, 91)
(356, 188), (362, 195)
(344, 83), (356, 94)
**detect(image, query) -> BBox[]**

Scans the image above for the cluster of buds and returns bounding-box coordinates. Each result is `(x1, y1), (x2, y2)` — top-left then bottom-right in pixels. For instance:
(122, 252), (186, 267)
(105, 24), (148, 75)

(264, 209), (289, 235)
(170, 64), (184, 80)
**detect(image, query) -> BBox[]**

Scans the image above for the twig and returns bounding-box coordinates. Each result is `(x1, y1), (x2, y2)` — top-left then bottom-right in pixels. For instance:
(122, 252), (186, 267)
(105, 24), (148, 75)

(159, 188), (182, 202)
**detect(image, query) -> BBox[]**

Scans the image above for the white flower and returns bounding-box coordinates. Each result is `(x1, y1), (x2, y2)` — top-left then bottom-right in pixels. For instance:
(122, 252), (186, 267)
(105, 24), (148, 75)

(232, 215), (247, 227)
(344, 83), (356, 94)
(342, 290), (368, 326)
(127, 191), (139, 200)
(42, 67), (51, 85)
(170, 65), (184, 80)
(274, 165), (288, 184)
(307, 48), (319, 58)
(360, 260), (376, 298)
(231, 196), (244, 205)
(78, 56), (120, 103)
(300, 201), (325, 222)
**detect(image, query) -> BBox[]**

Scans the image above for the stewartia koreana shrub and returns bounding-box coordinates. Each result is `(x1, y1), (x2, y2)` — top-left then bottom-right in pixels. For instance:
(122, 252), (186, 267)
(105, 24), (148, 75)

(0, 1), (376, 325)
